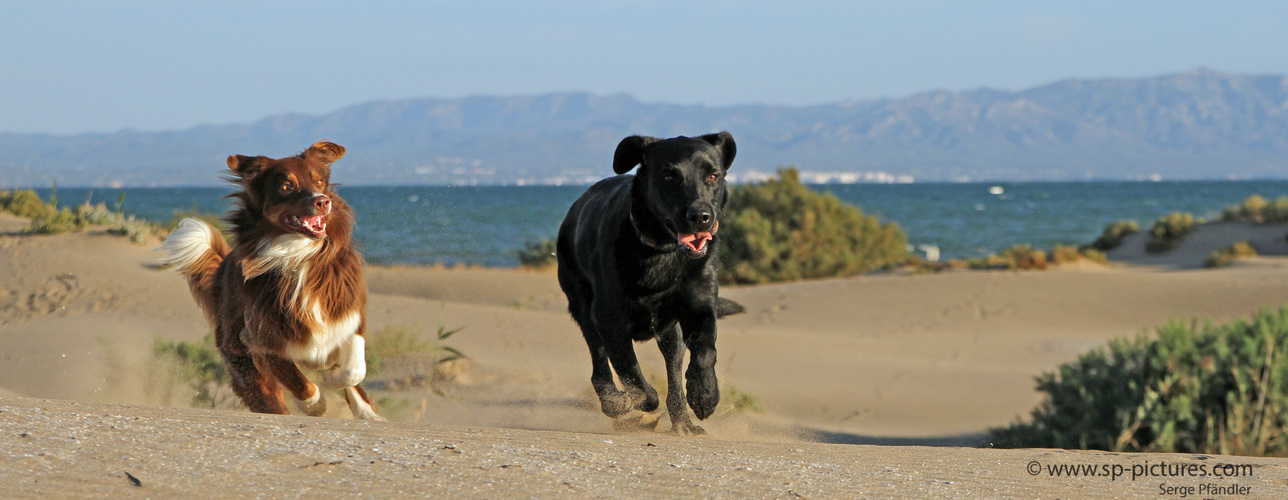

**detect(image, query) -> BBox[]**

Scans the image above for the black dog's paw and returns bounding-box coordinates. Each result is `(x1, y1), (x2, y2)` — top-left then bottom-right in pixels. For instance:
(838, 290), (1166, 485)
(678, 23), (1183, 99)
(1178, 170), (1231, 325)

(632, 386), (660, 413)
(673, 420), (706, 436)
(598, 390), (635, 418)
(614, 409), (663, 431)
(686, 377), (720, 420)
(715, 297), (745, 318)
(639, 393), (660, 413)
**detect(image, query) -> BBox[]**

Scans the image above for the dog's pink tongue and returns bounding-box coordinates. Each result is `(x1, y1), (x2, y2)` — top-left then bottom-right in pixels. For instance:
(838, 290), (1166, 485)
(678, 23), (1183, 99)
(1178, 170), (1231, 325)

(678, 232), (713, 252)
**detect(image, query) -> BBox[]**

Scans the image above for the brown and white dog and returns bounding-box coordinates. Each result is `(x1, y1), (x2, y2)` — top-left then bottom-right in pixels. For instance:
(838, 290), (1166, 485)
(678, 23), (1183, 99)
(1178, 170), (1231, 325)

(157, 140), (382, 420)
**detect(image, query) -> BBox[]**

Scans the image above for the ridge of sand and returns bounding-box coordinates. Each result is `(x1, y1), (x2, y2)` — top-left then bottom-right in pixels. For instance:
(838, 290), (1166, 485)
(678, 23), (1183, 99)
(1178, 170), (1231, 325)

(3, 396), (1286, 499)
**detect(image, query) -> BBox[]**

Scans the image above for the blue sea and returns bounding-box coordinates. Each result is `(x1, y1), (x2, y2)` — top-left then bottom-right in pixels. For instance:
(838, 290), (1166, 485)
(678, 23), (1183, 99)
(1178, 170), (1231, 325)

(37, 180), (1288, 267)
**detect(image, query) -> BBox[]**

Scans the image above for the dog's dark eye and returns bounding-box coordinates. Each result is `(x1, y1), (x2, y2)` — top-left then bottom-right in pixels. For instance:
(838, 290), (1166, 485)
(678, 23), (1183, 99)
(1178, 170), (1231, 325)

(280, 182), (294, 192)
(663, 172), (680, 183)
(706, 173), (720, 182)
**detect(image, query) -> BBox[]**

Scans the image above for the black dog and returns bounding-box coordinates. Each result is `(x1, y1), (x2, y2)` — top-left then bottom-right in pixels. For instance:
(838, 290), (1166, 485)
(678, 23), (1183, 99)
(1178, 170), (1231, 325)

(557, 132), (740, 435)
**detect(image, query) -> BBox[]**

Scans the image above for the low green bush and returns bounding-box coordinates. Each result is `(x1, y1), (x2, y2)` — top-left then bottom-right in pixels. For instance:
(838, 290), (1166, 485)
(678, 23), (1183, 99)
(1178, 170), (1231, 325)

(1224, 195), (1288, 224)
(365, 303), (466, 381)
(517, 238), (558, 268)
(151, 334), (231, 409)
(1048, 245), (1081, 265)
(991, 306), (1288, 456)
(967, 244), (1052, 271)
(718, 168), (908, 284)
(1146, 212), (1198, 254)
(26, 206), (79, 234)
(1204, 241), (1258, 268)
(1079, 248), (1108, 265)
(1, 188), (163, 242)
(1089, 220), (1139, 251)
(1, 190), (54, 219)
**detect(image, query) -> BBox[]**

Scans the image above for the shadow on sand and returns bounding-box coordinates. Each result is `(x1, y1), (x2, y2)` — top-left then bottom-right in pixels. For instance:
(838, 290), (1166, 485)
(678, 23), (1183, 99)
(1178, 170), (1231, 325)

(800, 428), (989, 448)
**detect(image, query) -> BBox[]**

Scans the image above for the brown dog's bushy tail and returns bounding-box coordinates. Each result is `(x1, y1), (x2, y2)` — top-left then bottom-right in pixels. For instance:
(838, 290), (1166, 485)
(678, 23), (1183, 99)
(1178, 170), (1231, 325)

(716, 297), (745, 318)
(156, 218), (231, 322)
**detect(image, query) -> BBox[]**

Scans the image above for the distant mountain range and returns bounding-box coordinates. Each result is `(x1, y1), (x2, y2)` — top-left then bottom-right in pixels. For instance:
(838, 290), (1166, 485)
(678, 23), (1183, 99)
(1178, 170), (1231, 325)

(3, 69), (1287, 187)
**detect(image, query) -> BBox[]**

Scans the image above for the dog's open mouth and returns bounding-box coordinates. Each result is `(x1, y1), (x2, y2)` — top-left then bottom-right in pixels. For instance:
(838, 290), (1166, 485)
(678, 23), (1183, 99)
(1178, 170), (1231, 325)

(284, 214), (328, 238)
(676, 221), (718, 256)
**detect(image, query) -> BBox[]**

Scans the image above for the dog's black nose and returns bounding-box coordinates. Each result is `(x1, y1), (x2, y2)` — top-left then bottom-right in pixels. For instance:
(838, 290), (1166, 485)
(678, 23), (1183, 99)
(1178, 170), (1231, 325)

(687, 208), (713, 229)
(314, 195), (331, 214)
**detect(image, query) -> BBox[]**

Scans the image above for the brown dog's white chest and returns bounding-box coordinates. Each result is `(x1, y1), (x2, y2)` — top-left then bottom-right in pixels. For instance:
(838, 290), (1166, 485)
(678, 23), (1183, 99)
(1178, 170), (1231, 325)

(249, 234), (366, 379)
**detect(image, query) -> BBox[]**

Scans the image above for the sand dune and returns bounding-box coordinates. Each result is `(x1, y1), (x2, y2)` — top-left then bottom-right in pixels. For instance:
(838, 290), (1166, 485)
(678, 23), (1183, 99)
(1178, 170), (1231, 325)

(4, 396), (1286, 499)
(1107, 220), (1288, 268)
(4, 211), (1288, 496)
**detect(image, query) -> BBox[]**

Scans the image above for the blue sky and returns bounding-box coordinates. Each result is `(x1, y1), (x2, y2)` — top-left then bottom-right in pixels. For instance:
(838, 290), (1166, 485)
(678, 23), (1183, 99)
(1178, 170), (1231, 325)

(3, 1), (1287, 135)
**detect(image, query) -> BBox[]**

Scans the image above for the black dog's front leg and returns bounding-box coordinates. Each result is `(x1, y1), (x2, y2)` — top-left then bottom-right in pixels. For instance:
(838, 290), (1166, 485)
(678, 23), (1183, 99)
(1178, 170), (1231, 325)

(681, 312), (720, 421)
(657, 324), (704, 435)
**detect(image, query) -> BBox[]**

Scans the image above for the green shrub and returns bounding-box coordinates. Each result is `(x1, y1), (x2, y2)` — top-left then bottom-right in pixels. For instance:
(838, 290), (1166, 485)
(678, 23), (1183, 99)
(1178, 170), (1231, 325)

(517, 238), (558, 268)
(365, 303), (466, 382)
(1079, 248), (1108, 264)
(968, 244), (1048, 270)
(1005, 245), (1048, 270)
(106, 217), (158, 243)
(1049, 245), (1081, 265)
(25, 206), (79, 234)
(1204, 241), (1258, 268)
(1089, 220), (1139, 251)
(991, 306), (1288, 456)
(2, 189), (56, 219)
(720, 384), (763, 415)
(1, 188), (163, 242)
(1224, 195), (1288, 223)
(151, 334), (231, 409)
(966, 244), (1106, 272)
(75, 202), (117, 226)
(718, 168), (908, 284)
(1146, 212), (1198, 254)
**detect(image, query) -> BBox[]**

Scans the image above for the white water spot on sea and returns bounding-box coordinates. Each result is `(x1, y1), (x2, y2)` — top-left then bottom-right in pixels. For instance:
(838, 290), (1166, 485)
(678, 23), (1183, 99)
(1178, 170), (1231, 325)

(974, 203), (986, 211)
(988, 186), (1004, 195)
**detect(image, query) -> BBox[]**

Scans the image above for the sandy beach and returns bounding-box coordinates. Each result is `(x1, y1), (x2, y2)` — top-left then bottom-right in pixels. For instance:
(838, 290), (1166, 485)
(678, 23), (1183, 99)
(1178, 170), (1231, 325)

(4, 211), (1288, 497)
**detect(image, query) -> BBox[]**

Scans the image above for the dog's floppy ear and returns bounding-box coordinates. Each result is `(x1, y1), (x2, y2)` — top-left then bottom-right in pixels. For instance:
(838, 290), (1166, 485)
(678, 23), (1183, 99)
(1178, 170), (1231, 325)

(699, 131), (736, 170)
(226, 155), (267, 177)
(304, 140), (346, 164)
(613, 135), (661, 174)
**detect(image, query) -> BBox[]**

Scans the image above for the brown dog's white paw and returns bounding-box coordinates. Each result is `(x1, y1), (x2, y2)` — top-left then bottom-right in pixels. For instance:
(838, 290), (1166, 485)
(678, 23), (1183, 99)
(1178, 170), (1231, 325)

(293, 390), (327, 417)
